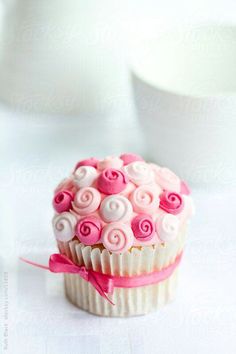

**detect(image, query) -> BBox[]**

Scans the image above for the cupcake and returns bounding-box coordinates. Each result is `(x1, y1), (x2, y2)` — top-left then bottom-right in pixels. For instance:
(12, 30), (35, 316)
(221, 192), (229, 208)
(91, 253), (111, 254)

(52, 153), (194, 316)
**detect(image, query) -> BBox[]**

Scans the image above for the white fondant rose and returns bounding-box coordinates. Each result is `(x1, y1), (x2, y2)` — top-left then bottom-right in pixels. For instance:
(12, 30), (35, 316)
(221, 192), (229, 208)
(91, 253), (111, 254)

(124, 161), (154, 185)
(100, 195), (133, 222)
(73, 166), (98, 188)
(156, 213), (180, 242)
(52, 212), (77, 242)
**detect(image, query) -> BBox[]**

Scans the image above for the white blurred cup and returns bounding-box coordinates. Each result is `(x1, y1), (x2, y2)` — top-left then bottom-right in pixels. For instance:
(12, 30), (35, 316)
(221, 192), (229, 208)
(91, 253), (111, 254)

(131, 25), (236, 188)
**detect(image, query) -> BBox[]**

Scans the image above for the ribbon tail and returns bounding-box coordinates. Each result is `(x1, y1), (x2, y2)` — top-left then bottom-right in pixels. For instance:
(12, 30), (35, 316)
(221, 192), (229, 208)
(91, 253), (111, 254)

(89, 274), (115, 306)
(19, 257), (50, 270)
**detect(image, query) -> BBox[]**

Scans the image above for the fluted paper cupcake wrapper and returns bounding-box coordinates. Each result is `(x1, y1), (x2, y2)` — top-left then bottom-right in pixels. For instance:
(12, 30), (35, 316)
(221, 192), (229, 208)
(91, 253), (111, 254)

(58, 227), (187, 317)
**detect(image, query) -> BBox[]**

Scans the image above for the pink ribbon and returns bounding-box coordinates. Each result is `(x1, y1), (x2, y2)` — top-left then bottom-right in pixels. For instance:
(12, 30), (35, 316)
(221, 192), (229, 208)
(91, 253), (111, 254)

(20, 251), (182, 305)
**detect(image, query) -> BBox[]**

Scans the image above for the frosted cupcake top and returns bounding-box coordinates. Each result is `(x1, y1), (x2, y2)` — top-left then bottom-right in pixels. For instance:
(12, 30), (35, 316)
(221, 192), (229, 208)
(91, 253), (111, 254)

(52, 153), (194, 254)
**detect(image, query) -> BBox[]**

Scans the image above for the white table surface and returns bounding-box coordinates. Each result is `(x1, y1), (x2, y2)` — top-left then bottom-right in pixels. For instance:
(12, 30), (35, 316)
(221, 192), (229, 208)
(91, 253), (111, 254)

(0, 104), (236, 354)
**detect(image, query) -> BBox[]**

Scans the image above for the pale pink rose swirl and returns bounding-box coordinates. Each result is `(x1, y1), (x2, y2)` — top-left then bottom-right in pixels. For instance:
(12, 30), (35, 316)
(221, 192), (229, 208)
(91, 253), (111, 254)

(74, 157), (99, 171)
(72, 187), (101, 215)
(159, 191), (184, 215)
(130, 185), (160, 214)
(75, 216), (102, 245)
(97, 156), (123, 170)
(101, 223), (134, 254)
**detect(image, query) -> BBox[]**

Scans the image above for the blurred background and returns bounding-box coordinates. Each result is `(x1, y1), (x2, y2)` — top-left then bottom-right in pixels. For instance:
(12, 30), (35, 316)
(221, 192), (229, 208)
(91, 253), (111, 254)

(0, 1), (236, 353)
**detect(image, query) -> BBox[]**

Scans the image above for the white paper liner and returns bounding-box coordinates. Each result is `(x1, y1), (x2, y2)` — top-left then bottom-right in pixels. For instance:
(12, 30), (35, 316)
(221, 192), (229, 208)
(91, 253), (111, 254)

(58, 226), (187, 317)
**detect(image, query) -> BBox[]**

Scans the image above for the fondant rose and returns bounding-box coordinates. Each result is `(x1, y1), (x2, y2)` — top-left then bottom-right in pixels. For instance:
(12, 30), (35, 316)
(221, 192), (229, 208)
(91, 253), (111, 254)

(97, 156), (123, 170)
(155, 167), (180, 192)
(97, 168), (129, 194)
(74, 157), (98, 171)
(120, 153), (144, 165)
(100, 195), (133, 223)
(101, 222), (134, 254)
(53, 190), (74, 213)
(180, 180), (191, 195)
(124, 161), (154, 185)
(72, 187), (101, 215)
(156, 214), (180, 242)
(52, 212), (77, 242)
(130, 185), (160, 213)
(74, 166), (98, 188)
(131, 214), (155, 241)
(75, 216), (102, 245)
(159, 191), (184, 215)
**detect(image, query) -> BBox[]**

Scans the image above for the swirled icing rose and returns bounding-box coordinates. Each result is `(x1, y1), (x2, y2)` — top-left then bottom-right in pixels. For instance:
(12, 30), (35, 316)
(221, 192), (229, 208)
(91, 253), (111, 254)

(97, 156), (123, 170)
(74, 166), (98, 188)
(131, 214), (155, 241)
(156, 213), (180, 242)
(75, 216), (102, 245)
(124, 161), (154, 185)
(159, 191), (184, 215)
(97, 168), (129, 194)
(130, 185), (160, 213)
(52, 212), (77, 242)
(120, 153), (144, 165)
(100, 195), (133, 222)
(101, 222), (134, 253)
(74, 157), (98, 171)
(154, 167), (180, 192)
(53, 190), (74, 213)
(72, 187), (101, 215)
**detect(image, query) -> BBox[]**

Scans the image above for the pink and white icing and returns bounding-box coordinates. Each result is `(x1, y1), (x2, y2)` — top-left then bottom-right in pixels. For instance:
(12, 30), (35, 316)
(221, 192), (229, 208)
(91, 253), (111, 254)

(52, 154), (193, 253)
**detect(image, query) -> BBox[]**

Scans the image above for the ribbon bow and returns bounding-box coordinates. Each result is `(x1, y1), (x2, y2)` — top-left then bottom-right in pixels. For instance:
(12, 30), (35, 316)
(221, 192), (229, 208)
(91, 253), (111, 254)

(20, 254), (114, 305)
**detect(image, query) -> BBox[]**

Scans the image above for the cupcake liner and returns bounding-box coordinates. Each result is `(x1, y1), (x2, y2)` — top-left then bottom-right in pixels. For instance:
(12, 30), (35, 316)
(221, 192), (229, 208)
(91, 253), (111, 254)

(58, 226), (187, 317)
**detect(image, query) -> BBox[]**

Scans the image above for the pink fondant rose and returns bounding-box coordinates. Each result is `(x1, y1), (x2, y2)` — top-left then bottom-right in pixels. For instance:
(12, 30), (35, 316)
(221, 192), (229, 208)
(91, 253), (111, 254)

(75, 216), (102, 245)
(53, 190), (74, 213)
(97, 168), (129, 195)
(101, 222), (134, 254)
(74, 157), (99, 171)
(120, 153), (144, 165)
(131, 214), (155, 241)
(159, 191), (184, 215)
